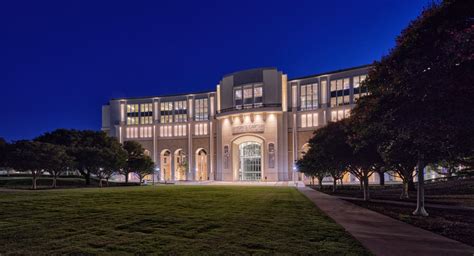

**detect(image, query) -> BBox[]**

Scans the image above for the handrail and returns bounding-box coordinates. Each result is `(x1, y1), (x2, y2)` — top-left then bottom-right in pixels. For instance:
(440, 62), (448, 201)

(217, 103), (282, 114)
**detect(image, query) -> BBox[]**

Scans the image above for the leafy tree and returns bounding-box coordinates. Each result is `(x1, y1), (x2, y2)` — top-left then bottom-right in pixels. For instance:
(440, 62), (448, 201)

(122, 141), (146, 184)
(36, 129), (116, 186)
(0, 137), (6, 168)
(133, 155), (155, 184)
(297, 148), (327, 189)
(303, 122), (351, 192)
(43, 145), (74, 188)
(7, 141), (56, 189)
(98, 138), (127, 187)
(342, 117), (384, 201)
(350, 0), (474, 216)
(380, 134), (418, 199)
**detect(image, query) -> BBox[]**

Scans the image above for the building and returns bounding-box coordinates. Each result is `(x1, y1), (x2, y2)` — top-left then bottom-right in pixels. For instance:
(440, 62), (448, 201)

(102, 65), (372, 183)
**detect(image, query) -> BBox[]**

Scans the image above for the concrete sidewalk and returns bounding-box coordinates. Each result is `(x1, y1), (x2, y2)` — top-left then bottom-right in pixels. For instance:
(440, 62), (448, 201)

(298, 187), (474, 256)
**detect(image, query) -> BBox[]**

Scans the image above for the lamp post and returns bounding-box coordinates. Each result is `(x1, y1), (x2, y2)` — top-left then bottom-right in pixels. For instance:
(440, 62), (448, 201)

(153, 167), (160, 186)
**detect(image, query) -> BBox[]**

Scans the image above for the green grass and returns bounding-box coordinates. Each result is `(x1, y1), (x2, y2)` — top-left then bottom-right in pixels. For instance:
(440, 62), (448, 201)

(0, 186), (370, 255)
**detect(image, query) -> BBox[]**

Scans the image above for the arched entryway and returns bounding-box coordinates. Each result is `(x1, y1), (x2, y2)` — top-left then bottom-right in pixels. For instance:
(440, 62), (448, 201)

(174, 149), (187, 181)
(239, 142), (262, 181)
(231, 135), (265, 181)
(195, 149), (208, 181)
(161, 149), (172, 181)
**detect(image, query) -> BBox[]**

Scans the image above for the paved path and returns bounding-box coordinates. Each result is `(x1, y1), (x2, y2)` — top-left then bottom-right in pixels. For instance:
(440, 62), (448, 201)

(298, 187), (474, 256)
(338, 196), (474, 211)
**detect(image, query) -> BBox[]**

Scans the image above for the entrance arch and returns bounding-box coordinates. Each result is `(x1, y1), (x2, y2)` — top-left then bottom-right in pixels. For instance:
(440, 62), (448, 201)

(231, 135), (265, 181)
(239, 142), (262, 181)
(174, 149), (187, 181)
(195, 148), (208, 181)
(161, 149), (171, 181)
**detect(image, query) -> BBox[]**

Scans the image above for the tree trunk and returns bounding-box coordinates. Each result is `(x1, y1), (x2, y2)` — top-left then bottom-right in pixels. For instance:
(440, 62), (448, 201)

(106, 178), (110, 187)
(99, 178), (103, 187)
(363, 175), (370, 201)
(32, 172), (37, 190)
(85, 171), (91, 186)
(359, 178), (363, 191)
(340, 178), (344, 186)
(378, 171), (385, 186)
(332, 178), (337, 192)
(125, 172), (129, 184)
(408, 177), (416, 191)
(52, 174), (57, 189)
(318, 178), (323, 190)
(413, 160), (428, 216)
(400, 181), (410, 199)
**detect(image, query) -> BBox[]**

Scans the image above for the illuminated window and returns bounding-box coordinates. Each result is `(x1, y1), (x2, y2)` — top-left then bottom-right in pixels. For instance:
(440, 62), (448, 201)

(194, 123), (208, 135)
(140, 103), (153, 124)
(331, 109), (350, 122)
(300, 83), (318, 110)
(126, 127), (138, 138)
(330, 78), (351, 107)
(160, 102), (173, 123)
(160, 125), (173, 137)
(301, 113), (318, 128)
(234, 89), (242, 108)
(126, 104), (139, 125)
(243, 87), (253, 106)
(174, 100), (187, 123)
(195, 98), (208, 121)
(174, 124), (187, 136)
(234, 83), (263, 109)
(139, 126), (152, 138)
(353, 75), (368, 102)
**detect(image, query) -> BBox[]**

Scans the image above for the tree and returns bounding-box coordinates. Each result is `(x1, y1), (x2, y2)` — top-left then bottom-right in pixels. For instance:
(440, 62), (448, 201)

(43, 145), (74, 188)
(303, 122), (352, 192)
(133, 155), (154, 184)
(297, 147), (327, 189)
(0, 137), (6, 169)
(380, 133), (419, 199)
(350, 0), (474, 215)
(36, 129), (116, 186)
(7, 141), (53, 189)
(122, 141), (146, 184)
(98, 138), (127, 187)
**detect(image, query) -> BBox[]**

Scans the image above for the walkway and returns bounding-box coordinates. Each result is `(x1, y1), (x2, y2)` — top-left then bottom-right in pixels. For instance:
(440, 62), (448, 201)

(298, 187), (474, 256)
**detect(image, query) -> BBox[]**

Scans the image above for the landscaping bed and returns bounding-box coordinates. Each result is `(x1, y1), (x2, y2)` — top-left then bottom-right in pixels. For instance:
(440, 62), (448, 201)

(347, 200), (474, 247)
(313, 178), (474, 207)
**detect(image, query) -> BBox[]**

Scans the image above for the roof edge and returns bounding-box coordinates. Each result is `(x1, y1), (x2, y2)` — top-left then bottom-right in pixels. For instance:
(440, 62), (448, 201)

(289, 64), (372, 81)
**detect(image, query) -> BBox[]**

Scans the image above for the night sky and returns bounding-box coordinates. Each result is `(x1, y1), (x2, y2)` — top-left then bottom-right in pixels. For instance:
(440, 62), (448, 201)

(1, 1), (430, 141)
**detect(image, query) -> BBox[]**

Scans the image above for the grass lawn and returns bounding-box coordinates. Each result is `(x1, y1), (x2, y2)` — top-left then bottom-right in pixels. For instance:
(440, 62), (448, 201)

(0, 186), (370, 255)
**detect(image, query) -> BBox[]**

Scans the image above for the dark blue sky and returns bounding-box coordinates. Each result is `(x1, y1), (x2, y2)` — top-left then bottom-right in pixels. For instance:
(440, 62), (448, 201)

(1, 0), (429, 141)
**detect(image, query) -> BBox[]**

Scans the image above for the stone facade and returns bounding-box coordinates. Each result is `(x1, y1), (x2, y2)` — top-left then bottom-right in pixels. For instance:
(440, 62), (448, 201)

(102, 65), (371, 182)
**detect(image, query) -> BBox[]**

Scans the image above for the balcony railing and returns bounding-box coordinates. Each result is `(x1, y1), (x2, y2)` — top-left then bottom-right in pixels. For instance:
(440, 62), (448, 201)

(217, 103), (282, 114)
